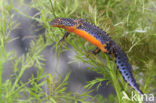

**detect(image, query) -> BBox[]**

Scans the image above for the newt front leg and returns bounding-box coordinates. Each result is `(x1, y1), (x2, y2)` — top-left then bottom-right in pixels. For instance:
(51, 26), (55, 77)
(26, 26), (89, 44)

(58, 32), (70, 45)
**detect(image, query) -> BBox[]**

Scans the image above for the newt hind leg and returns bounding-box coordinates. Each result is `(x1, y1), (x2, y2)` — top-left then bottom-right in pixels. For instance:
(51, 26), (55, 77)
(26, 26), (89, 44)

(91, 47), (101, 55)
(86, 47), (101, 57)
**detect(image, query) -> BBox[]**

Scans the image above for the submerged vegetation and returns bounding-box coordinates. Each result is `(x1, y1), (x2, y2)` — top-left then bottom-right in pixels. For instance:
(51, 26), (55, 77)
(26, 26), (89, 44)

(0, 0), (156, 103)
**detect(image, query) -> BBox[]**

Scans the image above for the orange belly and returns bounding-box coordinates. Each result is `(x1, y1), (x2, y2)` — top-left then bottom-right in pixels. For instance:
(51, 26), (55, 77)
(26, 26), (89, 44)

(65, 26), (108, 53)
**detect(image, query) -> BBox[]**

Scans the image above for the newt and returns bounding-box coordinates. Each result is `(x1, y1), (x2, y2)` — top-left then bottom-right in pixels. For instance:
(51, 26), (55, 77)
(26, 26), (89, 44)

(50, 18), (143, 95)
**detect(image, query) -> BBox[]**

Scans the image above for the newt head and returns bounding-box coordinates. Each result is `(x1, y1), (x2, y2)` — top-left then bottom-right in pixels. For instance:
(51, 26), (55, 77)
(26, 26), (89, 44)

(50, 18), (76, 28)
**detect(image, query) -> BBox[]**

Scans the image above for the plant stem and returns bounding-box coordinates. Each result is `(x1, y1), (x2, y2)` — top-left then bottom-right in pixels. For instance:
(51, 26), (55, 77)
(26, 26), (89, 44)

(0, 59), (2, 101)
(9, 66), (26, 96)
(107, 59), (122, 103)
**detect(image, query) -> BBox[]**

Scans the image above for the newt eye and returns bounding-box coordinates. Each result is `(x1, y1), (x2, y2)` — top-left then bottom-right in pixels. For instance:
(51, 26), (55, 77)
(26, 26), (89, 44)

(50, 18), (63, 26)
(57, 18), (61, 22)
(55, 18), (62, 24)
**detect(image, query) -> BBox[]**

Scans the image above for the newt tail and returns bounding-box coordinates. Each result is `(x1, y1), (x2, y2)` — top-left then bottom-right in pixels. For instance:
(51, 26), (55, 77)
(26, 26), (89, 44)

(112, 45), (143, 94)
(50, 18), (143, 95)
